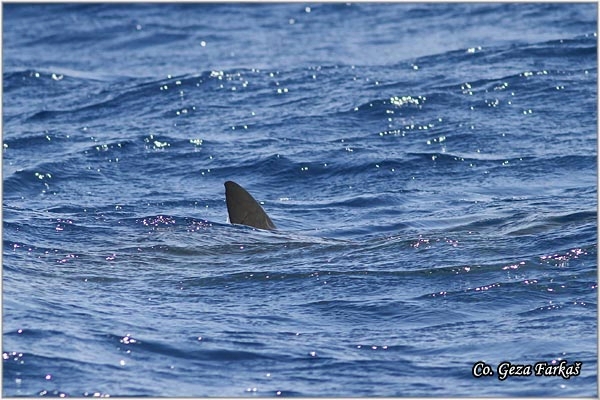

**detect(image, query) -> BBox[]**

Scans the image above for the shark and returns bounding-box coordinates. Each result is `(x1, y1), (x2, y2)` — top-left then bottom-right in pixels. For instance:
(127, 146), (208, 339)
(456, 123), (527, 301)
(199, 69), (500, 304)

(224, 180), (276, 230)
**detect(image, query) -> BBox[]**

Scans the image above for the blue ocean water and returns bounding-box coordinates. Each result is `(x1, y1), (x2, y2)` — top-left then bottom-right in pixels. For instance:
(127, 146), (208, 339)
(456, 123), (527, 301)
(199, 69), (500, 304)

(2, 2), (597, 397)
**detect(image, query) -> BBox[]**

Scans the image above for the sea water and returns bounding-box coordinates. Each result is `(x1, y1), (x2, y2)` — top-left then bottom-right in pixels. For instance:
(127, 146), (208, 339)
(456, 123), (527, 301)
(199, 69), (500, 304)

(2, 3), (597, 397)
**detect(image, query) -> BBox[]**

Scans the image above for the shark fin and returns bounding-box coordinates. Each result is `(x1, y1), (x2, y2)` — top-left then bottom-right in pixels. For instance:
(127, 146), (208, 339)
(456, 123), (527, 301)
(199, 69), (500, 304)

(224, 181), (276, 230)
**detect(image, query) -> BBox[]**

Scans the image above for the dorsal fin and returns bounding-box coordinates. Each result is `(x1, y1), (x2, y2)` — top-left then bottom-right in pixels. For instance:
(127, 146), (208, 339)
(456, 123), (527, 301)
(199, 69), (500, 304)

(224, 181), (276, 230)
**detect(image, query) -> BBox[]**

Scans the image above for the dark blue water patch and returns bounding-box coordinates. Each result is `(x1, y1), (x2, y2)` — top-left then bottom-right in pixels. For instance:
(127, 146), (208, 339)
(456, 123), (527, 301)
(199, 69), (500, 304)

(464, 36), (598, 71)
(22, 79), (165, 124)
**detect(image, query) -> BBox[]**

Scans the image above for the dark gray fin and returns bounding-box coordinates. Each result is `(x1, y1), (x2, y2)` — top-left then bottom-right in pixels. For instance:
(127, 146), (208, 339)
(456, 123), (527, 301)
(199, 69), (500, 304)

(224, 181), (276, 230)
